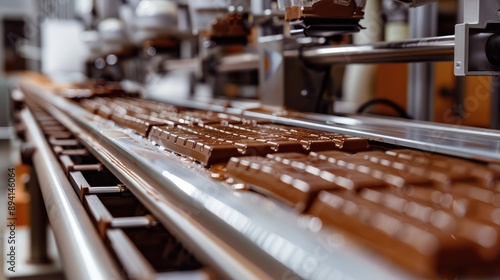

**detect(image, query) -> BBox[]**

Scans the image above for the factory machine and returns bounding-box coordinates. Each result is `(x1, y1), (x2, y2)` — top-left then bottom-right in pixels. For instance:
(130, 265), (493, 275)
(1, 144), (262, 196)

(9, 0), (500, 279)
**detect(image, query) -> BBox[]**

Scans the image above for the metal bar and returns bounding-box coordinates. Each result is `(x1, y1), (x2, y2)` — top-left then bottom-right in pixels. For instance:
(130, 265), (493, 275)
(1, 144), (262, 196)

(111, 217), (155, 228)
(163, 58), (199, 72)
(198, 36), (455, 74)
(26, 155), (50, 264)
(295, 36), (454, 65)
(20, 108), (122, 280)
(217, 53), (261, 72)
(163, 53), (262, 74)
(407, 4), (438, 121)
(451, 0), (466, 118)
(72, 164), (102, 172)
(106, 229), (156, 280)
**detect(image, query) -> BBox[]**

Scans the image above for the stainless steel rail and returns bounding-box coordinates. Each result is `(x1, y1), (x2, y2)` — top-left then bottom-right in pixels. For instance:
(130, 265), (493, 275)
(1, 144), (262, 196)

(296, 35), (455, 65)
(213, 36), (454, 73)
(144, 88), (500, 164)
(20, 109), (122, 280)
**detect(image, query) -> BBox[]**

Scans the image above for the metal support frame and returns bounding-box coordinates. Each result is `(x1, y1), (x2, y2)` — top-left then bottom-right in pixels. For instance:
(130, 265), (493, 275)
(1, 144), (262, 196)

(452, 0), (466, 120)
(27, 164), (50, 264)
(20, 108), (122, 280)
(21, 143), (51, 264)
(454, 0), (500, 76)
(407, 3), (438, 121)
(258, 35), (328, 111)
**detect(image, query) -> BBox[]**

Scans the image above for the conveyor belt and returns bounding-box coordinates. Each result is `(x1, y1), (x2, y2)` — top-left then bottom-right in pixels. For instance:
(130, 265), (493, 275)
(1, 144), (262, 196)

(18, 79), (500, 279)
(25, 102), (213, 279)
(143, 92), (500, 164)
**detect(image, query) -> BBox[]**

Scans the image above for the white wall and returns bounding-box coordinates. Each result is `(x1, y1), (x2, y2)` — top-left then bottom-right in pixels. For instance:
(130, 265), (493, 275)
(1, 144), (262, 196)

(41, 19), (87, 78)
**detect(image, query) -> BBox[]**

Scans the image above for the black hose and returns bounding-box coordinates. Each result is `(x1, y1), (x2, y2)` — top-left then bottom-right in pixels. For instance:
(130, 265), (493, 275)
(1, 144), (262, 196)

(356, 98), (413, 119)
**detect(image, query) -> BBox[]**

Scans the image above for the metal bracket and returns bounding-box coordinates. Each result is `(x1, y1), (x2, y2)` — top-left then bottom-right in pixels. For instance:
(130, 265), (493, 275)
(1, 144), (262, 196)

(454, 0), (500, 76)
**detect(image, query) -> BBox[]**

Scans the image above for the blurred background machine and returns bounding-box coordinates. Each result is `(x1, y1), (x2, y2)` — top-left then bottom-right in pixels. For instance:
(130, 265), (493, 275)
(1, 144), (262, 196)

(2, 0), (500, 279)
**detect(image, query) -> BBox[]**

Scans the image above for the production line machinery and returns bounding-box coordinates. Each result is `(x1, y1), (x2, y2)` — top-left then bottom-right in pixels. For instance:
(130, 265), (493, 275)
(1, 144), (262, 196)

(12, 74), (500, 279)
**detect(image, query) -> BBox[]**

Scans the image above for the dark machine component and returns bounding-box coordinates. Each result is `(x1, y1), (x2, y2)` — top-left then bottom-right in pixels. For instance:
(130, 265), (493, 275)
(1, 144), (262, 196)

(486, 33), (500, 67)
(283, 0), (365, 37)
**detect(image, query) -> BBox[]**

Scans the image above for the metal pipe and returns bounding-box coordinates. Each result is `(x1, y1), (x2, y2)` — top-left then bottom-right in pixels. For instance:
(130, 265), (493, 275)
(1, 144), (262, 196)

(27, 157), (50, 264)
(217, 53), (261, 72)
(20, 142), (50, 264)
(296, 35), (454, 65)
(21, 108), (122, 280)
(170, 36), (455, 74)
(407, 4), (438, 121)
(163, 58), (199, 72)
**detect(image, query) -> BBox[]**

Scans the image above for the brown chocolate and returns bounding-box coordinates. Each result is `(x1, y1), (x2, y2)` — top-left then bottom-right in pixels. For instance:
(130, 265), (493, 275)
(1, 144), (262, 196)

(309, 190), (488, 277)
(179, 110), (251, 125)
(266, 152), (312, 165)
(314, 150), (432, 188)
(148, 127), (242, 166)
(303, 0), (362, 19)
(97, 106), (114, 119)
(32, 93), (500, 277)
(285, 0), (363, 21)
(110, 113), (175, 137)
(80, 99), (102, 114)
(360, 187), (499, 256)
(226, 156), (338, 212)
(210, 12), (249, 39)
(363, 151), (477, 186)
(267, 152), (386, 190)
(208, 123), (370, 153)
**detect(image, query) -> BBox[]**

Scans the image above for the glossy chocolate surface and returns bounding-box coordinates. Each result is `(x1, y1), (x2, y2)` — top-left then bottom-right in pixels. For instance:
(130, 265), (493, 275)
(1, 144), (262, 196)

(73, 97), (500, 277)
